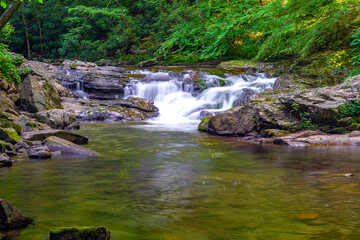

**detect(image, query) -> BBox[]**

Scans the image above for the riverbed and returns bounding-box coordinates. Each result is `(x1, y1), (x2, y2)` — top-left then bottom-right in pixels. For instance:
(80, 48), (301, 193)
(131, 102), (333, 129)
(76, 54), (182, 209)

(1, 122), (360, 239)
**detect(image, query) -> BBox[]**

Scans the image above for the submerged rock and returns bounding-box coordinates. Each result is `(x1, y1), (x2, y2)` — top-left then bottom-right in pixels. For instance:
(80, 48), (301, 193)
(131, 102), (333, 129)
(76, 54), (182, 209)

(21, 129), (89, 145)
(0, 199), (33, 230)
(49, 226), (110, 240)
(44, 136), (99, 157)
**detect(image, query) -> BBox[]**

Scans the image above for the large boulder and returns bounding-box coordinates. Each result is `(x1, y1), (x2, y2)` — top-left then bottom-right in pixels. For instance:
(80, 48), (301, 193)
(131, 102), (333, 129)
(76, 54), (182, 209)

(44, 136), (98, 157)
(21, 129), (89, 145)
(14, 115), (50, 132)
(0, 91), (16, 112)
(0, 153), (14, 167)
(18, 74), (63, 113)
(49, 226), (110, 240)
(0, 199), (33, 230)
(35, 109), (76, 129)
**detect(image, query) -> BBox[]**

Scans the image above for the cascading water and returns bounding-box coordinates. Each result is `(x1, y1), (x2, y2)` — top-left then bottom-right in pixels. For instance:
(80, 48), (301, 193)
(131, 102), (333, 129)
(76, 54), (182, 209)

(125, 71), (276, 125)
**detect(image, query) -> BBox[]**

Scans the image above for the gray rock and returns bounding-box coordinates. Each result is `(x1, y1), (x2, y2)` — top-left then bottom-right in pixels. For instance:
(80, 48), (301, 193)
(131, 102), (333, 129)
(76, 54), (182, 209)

(44, 136), (99, 157)
(21, 129), (89, 145)
(198, 111), (213, 120)
(64, 121), (80, 131)
(28, 145), (51, 159)
(0, 153), (14, 167)
(35, 109), (76, 129)
(0, 199), (33, 230)
(18, 74), (63, 113)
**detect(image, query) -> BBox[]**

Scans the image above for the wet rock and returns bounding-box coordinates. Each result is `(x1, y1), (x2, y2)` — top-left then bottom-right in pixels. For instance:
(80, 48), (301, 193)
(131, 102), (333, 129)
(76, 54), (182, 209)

(21, 129), (89, 145)
(0, 128), (22, 144)
(35, 109), (76, 129)
(113, 97), (159, 112)
(44, 136), (99, 157)
(64, 121), (80, 131)
(0, 140), (5, 153)
(0, 199), (33, 230)
(198, 111), (213, 120)
(198, 116), (211, 132)
(28, 145), (51, 159)
(49, 226), (110, 240)
(349, 130), (360, 137)
(0, 154), (14, 167)
(96, 59), (113, 66)
(143, 72), (172, 82)
(0, 119), (22, 135)
(14, 141), (29, 150)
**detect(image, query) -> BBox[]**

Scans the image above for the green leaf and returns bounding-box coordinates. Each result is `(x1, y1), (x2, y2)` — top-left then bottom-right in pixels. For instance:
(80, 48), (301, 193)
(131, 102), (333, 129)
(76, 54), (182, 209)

(0, 2), (6, 9)
(38, 0), (43, 4)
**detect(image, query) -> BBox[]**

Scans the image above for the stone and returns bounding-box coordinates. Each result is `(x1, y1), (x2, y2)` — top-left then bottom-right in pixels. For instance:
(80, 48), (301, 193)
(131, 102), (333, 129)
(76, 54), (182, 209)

(0, 119), (22, 134)
(0, 128), (22, 144)
(64, 122), (80, 131)
(28, 145), (52, 159)
(198, 111), (213, 120)
(0, 91), (16, 112)
(44, 136), (99, 157)
(14, 115), (50, 132)
(35, 109), (76, 129)
(349, 130), (360, 138)
(0, 154), (14, 167)
(49, 226), (110, 240)
(21, 129), (89, 145)
(198, 116), (211, 132)
(113, 97), (159, 112)
(0, 199), (33, 230)
(0, 140), (6, 153)
(18, 74), (63, 113)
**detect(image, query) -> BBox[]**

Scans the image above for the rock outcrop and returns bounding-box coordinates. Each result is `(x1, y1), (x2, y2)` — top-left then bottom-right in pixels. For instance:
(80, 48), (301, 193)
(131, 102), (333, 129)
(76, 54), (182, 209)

(0, 199), (33, 230)
(200, 75), (360, 138)
(35, 109), (76, 129)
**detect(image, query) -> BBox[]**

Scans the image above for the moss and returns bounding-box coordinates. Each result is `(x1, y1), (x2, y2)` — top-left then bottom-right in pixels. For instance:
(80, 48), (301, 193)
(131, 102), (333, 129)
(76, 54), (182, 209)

(42, 81), (63, 110)
(0, 140), (6, 153)
(0, 128), (22, 143)
(218, 60), (257, 68)
(0, 119), (22, 134)
(49, 226), (110, 240)
(198, 116), (211, 132)
(70, 64), (77, 69)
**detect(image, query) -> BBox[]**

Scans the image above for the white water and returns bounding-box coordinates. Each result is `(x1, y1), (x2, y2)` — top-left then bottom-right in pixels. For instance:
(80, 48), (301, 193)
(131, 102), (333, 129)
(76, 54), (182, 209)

(125, 71), (276, 125)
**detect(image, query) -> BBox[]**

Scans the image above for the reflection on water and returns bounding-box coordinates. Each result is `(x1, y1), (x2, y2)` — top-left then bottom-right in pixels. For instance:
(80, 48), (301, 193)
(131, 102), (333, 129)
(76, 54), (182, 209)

(1, 122), (360, 239)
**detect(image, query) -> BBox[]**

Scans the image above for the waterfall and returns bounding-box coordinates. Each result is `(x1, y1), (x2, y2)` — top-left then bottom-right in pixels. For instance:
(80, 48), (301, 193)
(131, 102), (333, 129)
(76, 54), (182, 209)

(125, 71), (276, 124)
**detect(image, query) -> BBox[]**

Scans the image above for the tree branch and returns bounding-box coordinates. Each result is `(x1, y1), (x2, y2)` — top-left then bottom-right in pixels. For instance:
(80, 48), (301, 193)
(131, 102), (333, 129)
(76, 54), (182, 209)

(0, 0), (23, 34)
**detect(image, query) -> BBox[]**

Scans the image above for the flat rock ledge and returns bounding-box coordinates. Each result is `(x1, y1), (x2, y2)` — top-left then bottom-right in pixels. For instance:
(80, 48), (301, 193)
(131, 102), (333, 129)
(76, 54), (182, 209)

(44, 136), (99, 157)
(49, 226), (110, 240)
(21, 129), (89, 145)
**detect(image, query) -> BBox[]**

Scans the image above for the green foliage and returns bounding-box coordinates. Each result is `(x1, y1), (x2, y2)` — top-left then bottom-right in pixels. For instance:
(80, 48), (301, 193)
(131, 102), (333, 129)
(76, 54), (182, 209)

(290, 103), (315, 130)
(338, 100), (360, 120)
(0, 44), (22, 84)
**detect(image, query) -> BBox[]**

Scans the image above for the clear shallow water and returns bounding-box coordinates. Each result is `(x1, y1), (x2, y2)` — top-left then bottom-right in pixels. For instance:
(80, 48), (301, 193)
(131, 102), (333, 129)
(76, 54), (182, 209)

(1, 122), (360, 239)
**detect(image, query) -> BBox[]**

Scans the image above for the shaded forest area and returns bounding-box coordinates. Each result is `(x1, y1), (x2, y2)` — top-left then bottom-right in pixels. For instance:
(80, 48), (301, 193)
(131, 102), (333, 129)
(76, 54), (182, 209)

(1, 0), (360, 69)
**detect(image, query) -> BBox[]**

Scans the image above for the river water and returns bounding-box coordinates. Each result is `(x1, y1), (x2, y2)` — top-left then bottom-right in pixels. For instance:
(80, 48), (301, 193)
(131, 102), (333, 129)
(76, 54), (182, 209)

(1, 122), (360, 239)
(1, 69), (360, 239)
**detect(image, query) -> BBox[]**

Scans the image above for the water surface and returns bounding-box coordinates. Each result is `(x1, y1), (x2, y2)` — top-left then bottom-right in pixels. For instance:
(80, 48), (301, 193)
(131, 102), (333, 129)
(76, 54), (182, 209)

(1, 122), (360, 239)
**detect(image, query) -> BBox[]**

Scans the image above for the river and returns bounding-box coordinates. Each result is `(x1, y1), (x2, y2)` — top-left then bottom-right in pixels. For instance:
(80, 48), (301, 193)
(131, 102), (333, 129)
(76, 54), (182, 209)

(1, 122), (360, 239)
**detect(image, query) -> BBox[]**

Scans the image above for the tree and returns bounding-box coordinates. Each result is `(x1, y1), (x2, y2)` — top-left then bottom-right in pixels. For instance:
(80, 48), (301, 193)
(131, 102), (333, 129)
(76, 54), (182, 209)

(0, 0), (43, 34)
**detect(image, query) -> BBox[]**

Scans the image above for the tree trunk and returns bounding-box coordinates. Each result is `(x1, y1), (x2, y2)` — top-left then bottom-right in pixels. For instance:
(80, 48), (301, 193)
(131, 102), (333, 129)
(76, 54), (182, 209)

(35, 5), (43, 57)
(0, 0), (23, 34)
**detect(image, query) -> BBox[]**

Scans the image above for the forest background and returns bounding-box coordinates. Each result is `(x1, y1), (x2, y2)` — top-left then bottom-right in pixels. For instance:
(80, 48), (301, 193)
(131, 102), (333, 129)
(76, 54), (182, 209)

(0, 0), (360, 84)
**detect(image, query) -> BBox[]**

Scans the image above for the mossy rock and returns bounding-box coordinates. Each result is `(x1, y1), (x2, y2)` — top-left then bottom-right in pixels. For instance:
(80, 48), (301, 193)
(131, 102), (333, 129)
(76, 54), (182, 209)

(218, 60), (257, 69)
(0, 128), (22, 144)
(70, 64), (77, 69)
(0, 119), (22, 134)
(198, 116), (211, 132)
(0, 140), (6, 153)
(49, 226), (110, 240)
